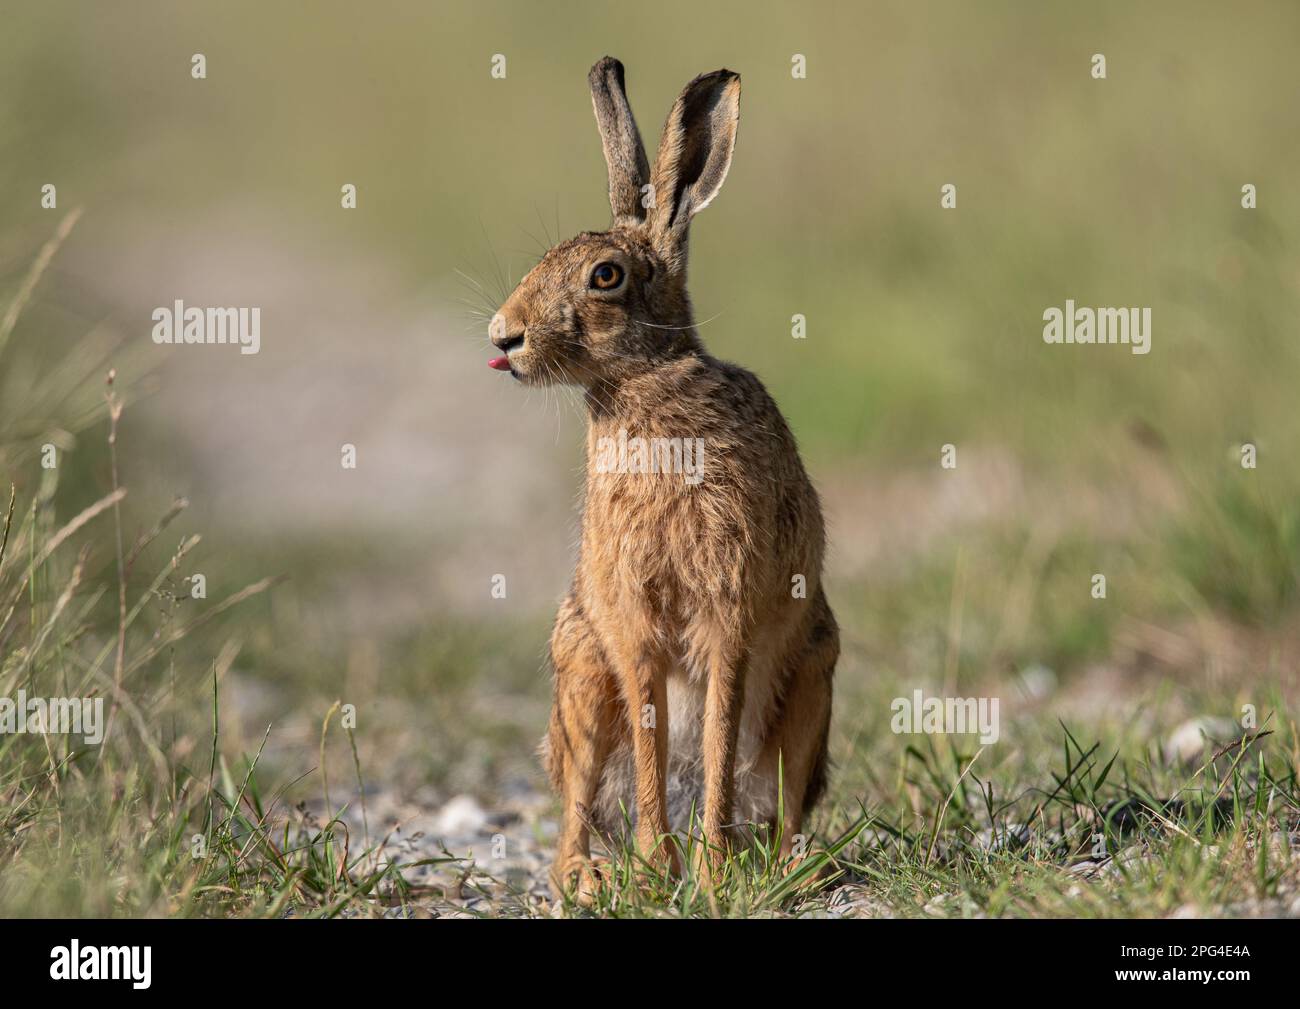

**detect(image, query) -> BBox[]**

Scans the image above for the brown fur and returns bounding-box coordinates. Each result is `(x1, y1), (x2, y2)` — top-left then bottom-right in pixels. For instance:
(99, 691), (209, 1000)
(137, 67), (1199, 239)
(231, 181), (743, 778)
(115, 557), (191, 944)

(490, 57), (838, 894)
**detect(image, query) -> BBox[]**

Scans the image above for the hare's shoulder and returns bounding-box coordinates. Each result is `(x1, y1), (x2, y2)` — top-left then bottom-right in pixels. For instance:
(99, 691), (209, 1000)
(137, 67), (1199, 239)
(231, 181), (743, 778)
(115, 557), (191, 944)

(612, 354), (797, 461)
(666, 351), (770, 410)
(689, 355), (796, 445)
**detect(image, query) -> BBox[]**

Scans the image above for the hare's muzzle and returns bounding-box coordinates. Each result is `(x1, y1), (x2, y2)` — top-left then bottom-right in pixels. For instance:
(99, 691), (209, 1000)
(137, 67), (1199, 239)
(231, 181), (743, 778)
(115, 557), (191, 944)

(487, 316), (525, 373)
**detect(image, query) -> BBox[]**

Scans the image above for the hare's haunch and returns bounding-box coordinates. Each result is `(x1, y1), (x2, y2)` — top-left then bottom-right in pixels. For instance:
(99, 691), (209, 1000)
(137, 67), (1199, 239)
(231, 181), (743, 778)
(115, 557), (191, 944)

(488, 57), (838, 895)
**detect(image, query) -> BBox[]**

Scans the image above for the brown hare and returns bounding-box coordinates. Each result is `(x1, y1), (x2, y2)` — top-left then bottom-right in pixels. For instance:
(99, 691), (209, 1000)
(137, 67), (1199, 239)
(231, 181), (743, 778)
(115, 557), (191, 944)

(487, 57), (838, 896)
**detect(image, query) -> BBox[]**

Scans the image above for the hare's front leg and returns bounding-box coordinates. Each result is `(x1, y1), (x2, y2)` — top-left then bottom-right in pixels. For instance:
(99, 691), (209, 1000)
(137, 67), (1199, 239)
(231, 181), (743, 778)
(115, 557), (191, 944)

(601, 630), (677, 874)
(546, 597), (620, 899)
(699, 635), (749, 877)
(627, 655), (678, 873)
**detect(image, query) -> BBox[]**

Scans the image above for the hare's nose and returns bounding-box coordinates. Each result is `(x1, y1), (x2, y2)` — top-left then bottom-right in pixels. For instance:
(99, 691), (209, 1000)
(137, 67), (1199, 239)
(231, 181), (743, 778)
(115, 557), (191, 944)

(491, 331), (522, 353)
(491, 328), (525, 353)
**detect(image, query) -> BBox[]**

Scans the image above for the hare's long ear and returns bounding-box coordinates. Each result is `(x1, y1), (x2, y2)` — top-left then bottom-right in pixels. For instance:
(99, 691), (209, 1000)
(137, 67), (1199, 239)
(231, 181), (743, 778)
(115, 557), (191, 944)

(647, 69), (740, 270)
(589, 57), (651, 225)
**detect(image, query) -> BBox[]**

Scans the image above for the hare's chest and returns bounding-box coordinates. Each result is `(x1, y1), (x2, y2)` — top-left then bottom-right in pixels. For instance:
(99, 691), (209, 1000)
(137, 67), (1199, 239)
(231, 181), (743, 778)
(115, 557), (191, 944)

(581, 471), (754, 635)
(582, 464), (717, 592)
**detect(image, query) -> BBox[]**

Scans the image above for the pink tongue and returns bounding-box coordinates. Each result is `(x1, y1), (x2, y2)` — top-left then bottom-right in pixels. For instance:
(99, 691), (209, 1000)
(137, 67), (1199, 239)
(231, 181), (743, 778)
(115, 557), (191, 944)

(488, 356), (512, 371)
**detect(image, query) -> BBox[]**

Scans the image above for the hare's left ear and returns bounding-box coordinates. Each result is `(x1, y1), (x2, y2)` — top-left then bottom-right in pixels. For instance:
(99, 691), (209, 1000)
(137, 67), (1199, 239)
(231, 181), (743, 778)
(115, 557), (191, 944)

(589, 57), (651, 225)
(647, 69), (741, 269)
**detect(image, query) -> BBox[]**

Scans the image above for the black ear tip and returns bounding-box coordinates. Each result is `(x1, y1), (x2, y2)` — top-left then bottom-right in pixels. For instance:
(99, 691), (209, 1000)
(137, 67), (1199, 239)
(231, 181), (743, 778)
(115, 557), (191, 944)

(590, 56), (626, 87)
(684, 68), (741, 92)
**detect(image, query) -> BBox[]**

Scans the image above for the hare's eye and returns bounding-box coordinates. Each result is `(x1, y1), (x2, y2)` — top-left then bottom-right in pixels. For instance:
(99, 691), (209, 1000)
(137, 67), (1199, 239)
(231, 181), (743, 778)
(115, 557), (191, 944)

(589, 262), (624, 290)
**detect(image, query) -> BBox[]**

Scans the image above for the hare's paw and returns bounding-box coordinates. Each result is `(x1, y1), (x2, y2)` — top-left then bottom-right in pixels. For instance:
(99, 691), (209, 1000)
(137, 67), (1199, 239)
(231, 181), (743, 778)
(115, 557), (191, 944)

(779, 845), (833, 892)
(550, 854), (612, 906)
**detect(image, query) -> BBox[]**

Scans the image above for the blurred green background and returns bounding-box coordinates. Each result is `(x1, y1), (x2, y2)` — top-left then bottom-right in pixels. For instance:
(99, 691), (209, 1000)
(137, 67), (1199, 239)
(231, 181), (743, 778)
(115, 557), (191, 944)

(2, 0), (1298, 842)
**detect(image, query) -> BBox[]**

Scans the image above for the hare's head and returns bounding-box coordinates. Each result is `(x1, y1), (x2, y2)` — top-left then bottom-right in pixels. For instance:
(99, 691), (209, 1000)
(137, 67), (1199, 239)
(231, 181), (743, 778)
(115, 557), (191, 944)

(488, 57), (740, 387)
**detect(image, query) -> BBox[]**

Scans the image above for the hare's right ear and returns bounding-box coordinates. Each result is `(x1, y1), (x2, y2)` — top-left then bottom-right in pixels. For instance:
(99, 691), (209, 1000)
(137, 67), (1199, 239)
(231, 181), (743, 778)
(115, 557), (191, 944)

(645, 69), (740, 272)
(589, 57), (650, 225)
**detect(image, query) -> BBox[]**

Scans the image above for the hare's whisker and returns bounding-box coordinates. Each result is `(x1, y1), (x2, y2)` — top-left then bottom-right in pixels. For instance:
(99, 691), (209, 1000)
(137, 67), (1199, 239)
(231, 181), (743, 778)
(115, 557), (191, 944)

(475, 217), (513, 303)
(633, 310), (723, 331)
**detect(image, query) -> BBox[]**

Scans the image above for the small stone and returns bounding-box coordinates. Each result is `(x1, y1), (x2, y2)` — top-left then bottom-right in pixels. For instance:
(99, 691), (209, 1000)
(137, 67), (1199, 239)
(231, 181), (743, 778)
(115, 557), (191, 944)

(1163, 716), (1239, 764)
(827, 884), (886, 918)
(1015, 663), (1057, 701)
(433, 794), (489, 836)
